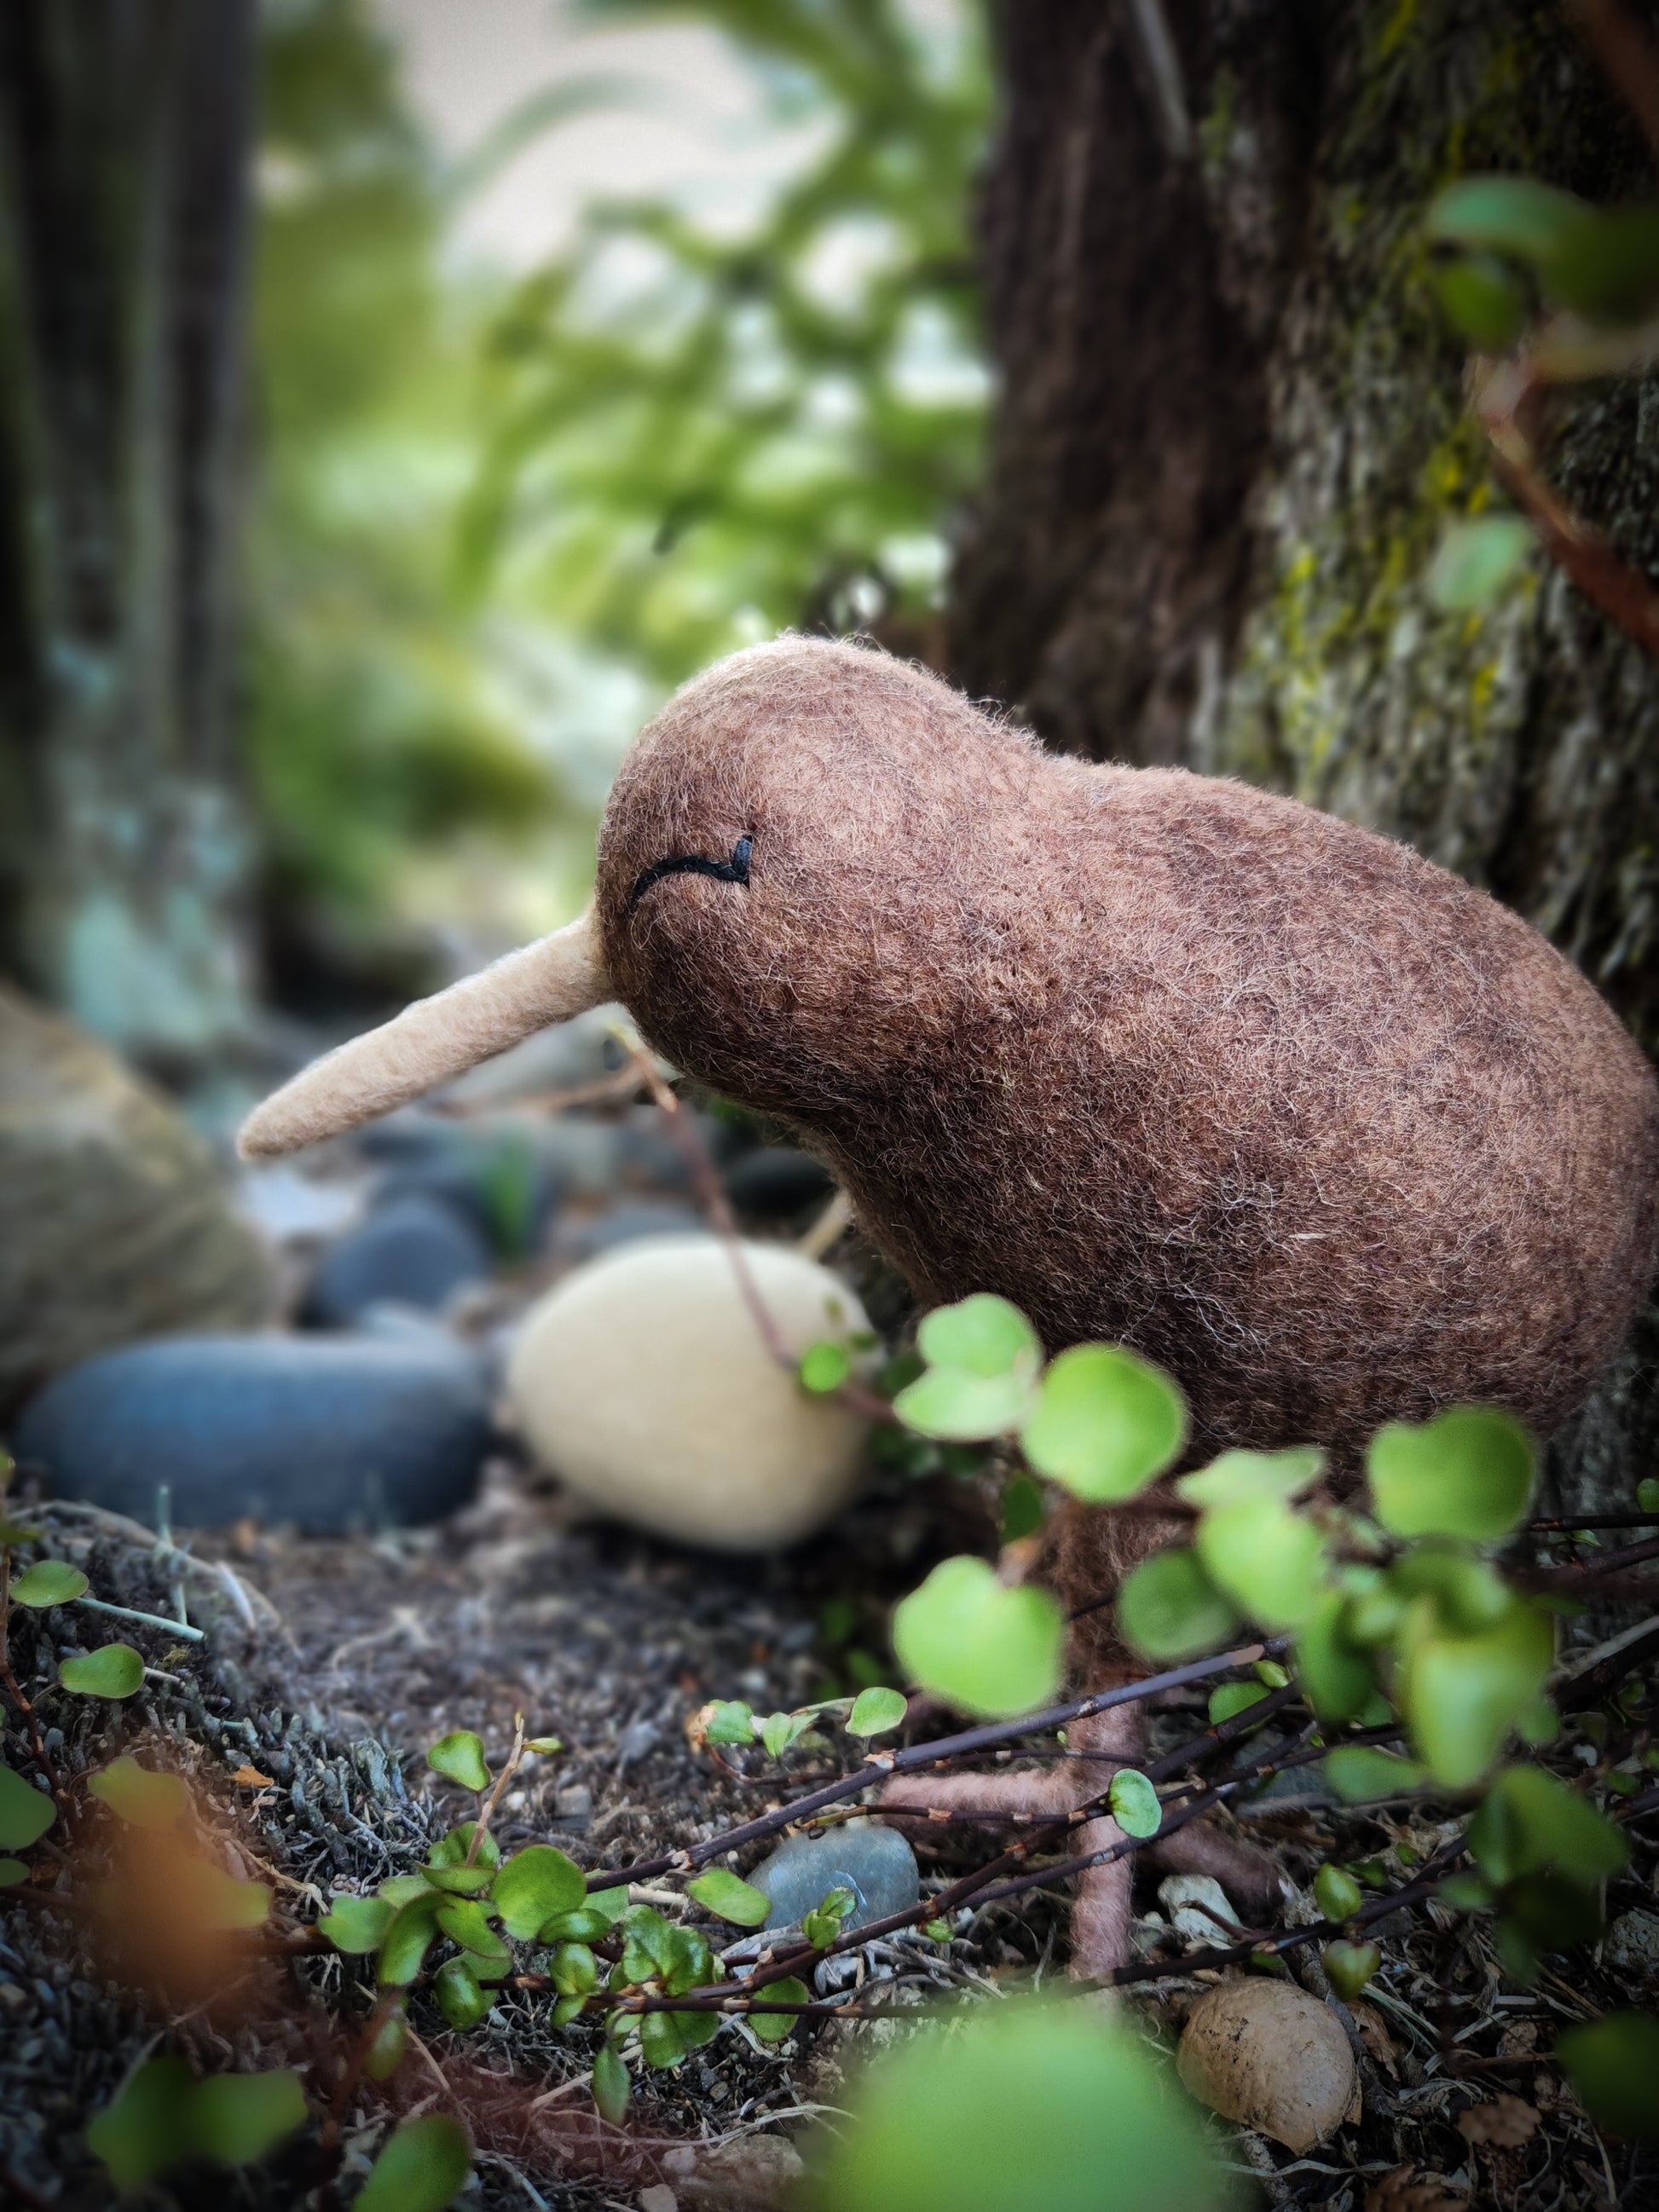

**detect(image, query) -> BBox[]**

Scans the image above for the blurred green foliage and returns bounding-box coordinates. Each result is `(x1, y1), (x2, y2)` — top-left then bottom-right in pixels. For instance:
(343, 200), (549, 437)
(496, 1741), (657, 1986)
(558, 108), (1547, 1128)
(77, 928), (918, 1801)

(251, 0), (990, 960)
(254, 0), (559, 957)
(460, 0), (991, 684)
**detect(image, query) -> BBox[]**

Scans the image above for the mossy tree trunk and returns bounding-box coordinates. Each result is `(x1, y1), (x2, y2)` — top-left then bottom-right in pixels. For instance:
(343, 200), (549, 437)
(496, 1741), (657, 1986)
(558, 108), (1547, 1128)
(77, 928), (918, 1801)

(953, 0), (1659, 1507)
(0, 0), (257, 1082)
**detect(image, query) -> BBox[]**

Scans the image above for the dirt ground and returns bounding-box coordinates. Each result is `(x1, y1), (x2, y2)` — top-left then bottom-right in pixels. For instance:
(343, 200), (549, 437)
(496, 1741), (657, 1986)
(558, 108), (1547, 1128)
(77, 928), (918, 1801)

(2, 1452), (1656, 2211)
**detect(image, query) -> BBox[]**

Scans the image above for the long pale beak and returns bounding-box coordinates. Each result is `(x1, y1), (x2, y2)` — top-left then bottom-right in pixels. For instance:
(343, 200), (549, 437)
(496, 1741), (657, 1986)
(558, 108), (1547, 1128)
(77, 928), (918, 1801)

(237, 909), (613, 1158)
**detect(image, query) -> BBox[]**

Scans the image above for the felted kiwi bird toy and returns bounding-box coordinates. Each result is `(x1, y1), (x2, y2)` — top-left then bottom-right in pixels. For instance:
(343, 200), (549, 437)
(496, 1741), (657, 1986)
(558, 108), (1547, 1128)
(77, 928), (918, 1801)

(241, 637), (1659, 1977)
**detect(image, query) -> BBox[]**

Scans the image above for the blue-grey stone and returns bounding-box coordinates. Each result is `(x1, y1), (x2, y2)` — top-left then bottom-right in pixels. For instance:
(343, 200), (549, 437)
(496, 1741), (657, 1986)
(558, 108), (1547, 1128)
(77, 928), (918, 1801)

(557, 1199), (710, 1263)
(303, 1193), (493, 1327)
(722, 1146), (834, 1221)
(13, 1333), (492, 1533)
(749, 1819), (920, 1933)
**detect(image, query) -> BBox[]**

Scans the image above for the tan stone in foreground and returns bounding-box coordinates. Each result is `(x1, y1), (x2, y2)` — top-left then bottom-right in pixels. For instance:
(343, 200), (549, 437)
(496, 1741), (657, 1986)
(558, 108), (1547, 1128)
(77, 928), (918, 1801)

(1177, 1974), (1358, 2153)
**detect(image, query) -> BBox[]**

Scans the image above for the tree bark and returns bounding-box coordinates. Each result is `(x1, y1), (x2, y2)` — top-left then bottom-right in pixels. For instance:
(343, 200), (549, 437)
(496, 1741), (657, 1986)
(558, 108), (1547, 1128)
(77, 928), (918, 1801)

(952, 0), (1659, 1508)
(0, 0), (257, 1079)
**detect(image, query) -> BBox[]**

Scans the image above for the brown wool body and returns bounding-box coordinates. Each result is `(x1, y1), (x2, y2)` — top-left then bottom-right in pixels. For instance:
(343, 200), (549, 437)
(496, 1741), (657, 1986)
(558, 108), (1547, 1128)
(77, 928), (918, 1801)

(241, 636), (1659, 1974)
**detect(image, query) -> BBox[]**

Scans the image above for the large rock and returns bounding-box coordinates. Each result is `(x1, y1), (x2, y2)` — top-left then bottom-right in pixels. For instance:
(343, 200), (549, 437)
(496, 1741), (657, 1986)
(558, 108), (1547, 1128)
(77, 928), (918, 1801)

(506, 1236), (873, 1550)
(13, 1333), (492, 1532)
(0, 989), (273, 1421)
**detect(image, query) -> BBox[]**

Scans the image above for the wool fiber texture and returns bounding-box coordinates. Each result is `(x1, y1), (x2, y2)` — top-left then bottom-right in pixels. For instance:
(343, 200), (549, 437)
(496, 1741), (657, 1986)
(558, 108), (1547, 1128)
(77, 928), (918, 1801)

(598, 637), (1659, 1631)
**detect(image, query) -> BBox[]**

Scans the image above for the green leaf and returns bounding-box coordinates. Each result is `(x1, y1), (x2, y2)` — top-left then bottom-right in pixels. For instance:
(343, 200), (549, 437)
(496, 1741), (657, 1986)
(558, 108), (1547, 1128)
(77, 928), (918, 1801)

(525, 1735), (563, 1755)
(356, 2113), (474, 2212)
(749, 1977), (810, 2043)
(923, 1918), (952, 1942)
(1314, 1864), (1364, 1921)
(917, 1294), (1042, 1378)
(1176, 1447), (1323, 1512)
(320, 1893), (396, 1955)
(1389, 1545), (1512, 1632)
(999, 1472), (1046, 1543)
(1018, 1345), (1187, 1503)
(804, 1886), (856, 1949)
(0, 1763), (56, 1851)
(1425, 517), (1534, 614)
(893, 1295), (1043, 1440)
(1295, 1591), (1377, 1724)
(426, 1731), (490, 1793)
(1195, 1494), (1327, 1631)
(688, 1867), (772, 1926)
(550, 1940), (599, 1996)
(814, 1996), (1223, 2212)
(639, 2008), (687, 2069)
(436, 1897), (509, 1961)
(1323, 1746), (1429, 1802)
(59, 1643), (144, 1698)
(9, 1559), (89, 1608)
(0, 1858), (27, 1886)
(1429, 251), (1529, 349)
(1436, 1874), (1494, 1913)
(1555, 2012), (1659, 2142)
(435, 1955), (493, 2030)
(893, 1364), (1034, 1442)
(1398, 1595), (1553, 1789)
(1367, 1406), (1535, 1539)
(1107, 1769), (1162, 1839)
(420, 1859), (496, 1896)
(1322, 1940), (1380, 2002)
(1117, 1547), (1240, 1663)
(378, 1893), (443, 1986)
(1427, 176), (1595, 267)
(847, 1686), (907, 1738)
(760, 1710), (800, 1760)
(1466, 1764), (1628, 1891)
(88, 1756), (189, 1832)
(892, 1556), (1064, 1718)
(87, 2057), (196, 2192)
(1207, 1683), (1268, 1728)
(492, 1845), (586, 1939)
(378, 1874), (434, 1909)
(363, 2008), (409, 2083)
(426, 1822), (500, 1871)
(705, 1700), (755, 1746)
(539, 1904), (616, 1943)
(576, 1881), (631, 1926)
(800, 1341), (852, 1394)
(195, 1864), (273, 1931)
(592, 2042), (631, 2126)
(1638, 1477), (1659, 1515)
(190, 2071), (307, 2167)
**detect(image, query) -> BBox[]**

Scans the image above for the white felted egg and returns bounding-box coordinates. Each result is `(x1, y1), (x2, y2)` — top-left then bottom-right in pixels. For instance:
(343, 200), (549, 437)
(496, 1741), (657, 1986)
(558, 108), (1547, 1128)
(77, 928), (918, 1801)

(506, 1235), (872, 1550)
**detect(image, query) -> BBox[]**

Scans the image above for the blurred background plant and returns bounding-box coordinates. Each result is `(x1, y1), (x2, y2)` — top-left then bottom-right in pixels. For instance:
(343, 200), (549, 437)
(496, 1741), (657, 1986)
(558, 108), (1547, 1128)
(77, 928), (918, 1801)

(251, 0), (990, 1007)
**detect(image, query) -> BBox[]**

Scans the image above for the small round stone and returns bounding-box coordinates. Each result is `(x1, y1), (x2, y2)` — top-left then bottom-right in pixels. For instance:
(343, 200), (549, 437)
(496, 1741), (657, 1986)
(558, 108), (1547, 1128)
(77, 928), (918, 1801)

(505, 1236), (872, 1550)
(1177, 1976), (1357, 2153)
(749, 1819), (920, 1932)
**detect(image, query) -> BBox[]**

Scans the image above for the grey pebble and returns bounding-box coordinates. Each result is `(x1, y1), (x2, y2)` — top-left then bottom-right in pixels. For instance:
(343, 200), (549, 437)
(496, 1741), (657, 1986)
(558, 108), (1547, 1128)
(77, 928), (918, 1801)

(749, 1817), (919, 1932)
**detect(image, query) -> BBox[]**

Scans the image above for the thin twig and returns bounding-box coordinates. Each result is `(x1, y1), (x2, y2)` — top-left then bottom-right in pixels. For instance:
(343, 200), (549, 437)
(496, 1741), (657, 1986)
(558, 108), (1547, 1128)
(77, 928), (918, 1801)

(587, 1637), (1284, 1891)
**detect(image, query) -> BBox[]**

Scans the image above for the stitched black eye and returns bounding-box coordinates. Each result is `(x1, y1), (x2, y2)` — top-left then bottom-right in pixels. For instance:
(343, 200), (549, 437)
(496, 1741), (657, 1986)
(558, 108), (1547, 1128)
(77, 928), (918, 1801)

(627, 835), (753, 914)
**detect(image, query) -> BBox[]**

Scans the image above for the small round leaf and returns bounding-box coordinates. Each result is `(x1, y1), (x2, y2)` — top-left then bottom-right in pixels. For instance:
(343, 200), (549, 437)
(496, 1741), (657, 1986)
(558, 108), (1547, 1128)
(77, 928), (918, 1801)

(319, 1893), (396, 1955)
(426, 1731), (490, 1793)
(1107, 1769), (1162, 1839)
(88, 1756), (189, 1831)
(1195, 1494), (1327, 1631)
(592, 2042), (631, 2125)
(892, 1556), (1063, 1719)
(688, 1867), (772, 1926)
(749, 1976), (810, 2043)
(435, 1955), (493, 2030)
(1314, 1864), (1364, 1922)
(1367, 1406), (1535, 1540)
(1176, 1447), (1323, 1512)
(1117, 1548), (1240, 1664)
(916, 1294), (1041, 1378)
(847, 1686), (907, 1737)
(0, 1764), (55, 1851)
(1556, 2012), (1659, 2143)
(800, 1341), (852, 1395)
(59, 1643), (144, 1698)
(356, 2112), (473, 2212)
(1019, 1345), (1187, 1503)
(491, 1845), (586, 1939)
(9, 1559), (89, 1608)
(1322, 1940), (1381, 2003)
(190, 2070), (307, 2168)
